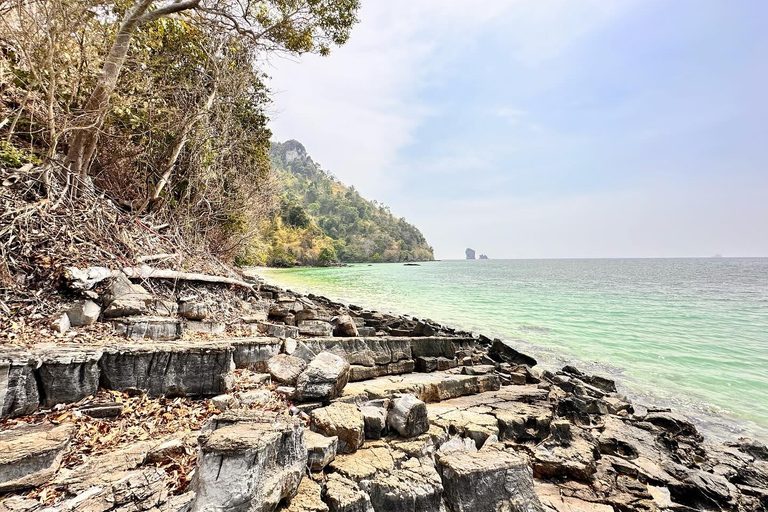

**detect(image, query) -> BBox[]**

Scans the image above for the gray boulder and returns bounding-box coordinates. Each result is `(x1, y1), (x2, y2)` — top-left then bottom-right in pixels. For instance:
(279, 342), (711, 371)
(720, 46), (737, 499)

(438, 449), (543, 512)
(267, 354), (307, 385)
(295, 352), (350, 402)
(0, 422), (75, 492)
(102, 274), (153, 318)
(333, 314), (360, 337)
(387, 394), (429, 438)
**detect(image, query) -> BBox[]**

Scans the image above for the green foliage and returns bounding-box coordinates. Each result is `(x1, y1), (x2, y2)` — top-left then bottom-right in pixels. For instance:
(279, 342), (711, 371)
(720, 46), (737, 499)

(254, 140), (435, 265)
(0, 141), (40, 168)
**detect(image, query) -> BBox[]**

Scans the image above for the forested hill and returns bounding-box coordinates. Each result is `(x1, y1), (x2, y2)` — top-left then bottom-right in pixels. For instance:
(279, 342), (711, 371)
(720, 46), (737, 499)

(258, 140), (434, 266)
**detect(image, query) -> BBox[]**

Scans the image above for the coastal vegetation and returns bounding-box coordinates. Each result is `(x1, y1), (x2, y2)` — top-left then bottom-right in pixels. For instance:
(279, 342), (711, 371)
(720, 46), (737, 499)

(0, 0), (361, 270)
(242, 140), (434, 266)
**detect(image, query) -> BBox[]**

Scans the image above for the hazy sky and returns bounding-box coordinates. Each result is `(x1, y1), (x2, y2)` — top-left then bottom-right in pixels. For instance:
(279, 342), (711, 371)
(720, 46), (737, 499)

(266, 0), (768, 260)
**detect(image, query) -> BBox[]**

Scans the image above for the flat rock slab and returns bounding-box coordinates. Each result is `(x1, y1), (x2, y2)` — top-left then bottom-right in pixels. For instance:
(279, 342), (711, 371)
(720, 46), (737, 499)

(0, 348), (40, 418)
(329, 441), (406, 482)
(438, 448), (543, 512)
(191, 413), (307, 512)
(0, 422), (74, 492)
(35, 344), (103, 407)
(111, 316), (183, 340)
(100, 342), (234, 397)
(343, 372), (500, 404)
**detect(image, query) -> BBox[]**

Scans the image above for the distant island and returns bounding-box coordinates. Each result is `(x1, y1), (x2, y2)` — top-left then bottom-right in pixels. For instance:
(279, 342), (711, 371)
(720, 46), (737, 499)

(466, 248), (489, 260)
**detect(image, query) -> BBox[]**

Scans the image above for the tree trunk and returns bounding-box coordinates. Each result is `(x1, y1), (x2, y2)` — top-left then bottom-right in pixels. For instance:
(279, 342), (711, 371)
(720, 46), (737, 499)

(65, 0), (153, 196)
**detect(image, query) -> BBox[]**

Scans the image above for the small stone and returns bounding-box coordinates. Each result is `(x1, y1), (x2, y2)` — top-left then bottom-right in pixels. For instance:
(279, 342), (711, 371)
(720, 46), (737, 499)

(102, 274), (153, 318)
(146, 438), (185, 464)
(50, 313), (70, 333)
(239, 389), (272, 407)
(268, 354), (307, 385)
(362, 406), (387, 440)
(387, 394), (429, 438)
(212, 394), (238, 412)
(311, 402), (365, 453)
(66, 300), (101, 326)
(277, 386), (296, 400)
(306, 430), (338, 470)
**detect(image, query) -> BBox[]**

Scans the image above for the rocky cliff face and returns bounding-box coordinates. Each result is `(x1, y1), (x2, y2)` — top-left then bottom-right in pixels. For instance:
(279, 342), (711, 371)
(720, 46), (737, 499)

(466, 248), (476, 260)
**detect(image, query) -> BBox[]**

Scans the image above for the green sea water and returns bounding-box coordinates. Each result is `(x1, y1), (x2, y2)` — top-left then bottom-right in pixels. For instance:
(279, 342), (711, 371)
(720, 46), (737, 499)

(256, 258), (768, 441)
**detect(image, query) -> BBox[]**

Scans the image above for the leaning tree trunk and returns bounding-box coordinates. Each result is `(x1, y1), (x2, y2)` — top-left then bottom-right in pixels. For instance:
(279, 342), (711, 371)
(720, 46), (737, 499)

(65, 0), (201, 197)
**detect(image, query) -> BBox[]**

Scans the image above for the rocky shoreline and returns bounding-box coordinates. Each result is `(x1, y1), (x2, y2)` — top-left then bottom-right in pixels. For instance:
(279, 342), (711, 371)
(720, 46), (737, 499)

(0, 266), (766, 511)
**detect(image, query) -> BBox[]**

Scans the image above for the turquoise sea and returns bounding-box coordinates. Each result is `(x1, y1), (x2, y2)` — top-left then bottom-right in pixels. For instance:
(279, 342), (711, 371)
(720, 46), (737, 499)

(256, 258), (768, 441)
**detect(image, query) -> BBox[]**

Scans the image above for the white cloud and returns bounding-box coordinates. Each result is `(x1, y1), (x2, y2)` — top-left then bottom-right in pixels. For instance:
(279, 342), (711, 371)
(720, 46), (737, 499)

(266, 1), (631, 194)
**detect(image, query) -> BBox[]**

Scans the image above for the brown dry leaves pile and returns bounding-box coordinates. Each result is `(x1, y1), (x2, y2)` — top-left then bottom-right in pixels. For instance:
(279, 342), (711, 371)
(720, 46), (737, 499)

(4, 378), (291, 505)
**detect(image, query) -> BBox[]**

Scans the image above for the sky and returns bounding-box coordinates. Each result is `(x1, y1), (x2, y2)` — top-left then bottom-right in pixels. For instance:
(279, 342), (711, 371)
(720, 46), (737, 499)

(266, 0), (768, 260)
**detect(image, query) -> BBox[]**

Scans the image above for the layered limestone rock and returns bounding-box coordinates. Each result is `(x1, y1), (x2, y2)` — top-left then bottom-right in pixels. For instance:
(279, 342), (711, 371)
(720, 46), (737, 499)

(191, 413), (307, 512)
(35, 345), (102, 407)
(1, 348), (40, 418)
(438, 448), (543, 512)
(343, 372), (500, 404)
(99, 342), (234, 397)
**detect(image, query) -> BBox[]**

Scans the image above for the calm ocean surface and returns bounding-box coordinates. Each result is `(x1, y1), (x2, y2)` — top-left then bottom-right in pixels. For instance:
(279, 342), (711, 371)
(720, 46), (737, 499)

(256, 258), (768, 441)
